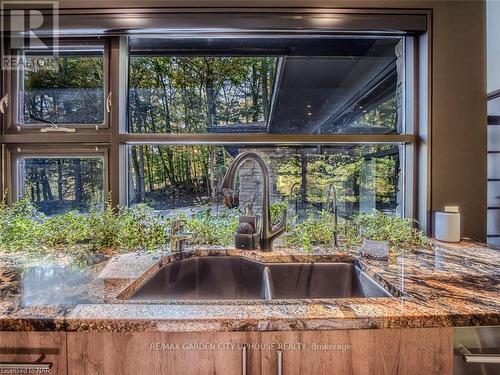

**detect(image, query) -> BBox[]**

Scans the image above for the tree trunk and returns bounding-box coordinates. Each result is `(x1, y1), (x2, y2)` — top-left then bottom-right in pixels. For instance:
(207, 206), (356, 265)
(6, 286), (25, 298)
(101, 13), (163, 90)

(144, 148), (154, 192)
(204, 58), (217, 128)
(73, 159), (83, 209)
(130, 147), (144, 203)
(300, 154), (308, 205)
(138, 147), (146, 201)
(261, 60), (269, 122)
(40, 170), (53, 201)
(209, 146), (216, 200)
(35, 169), (41, 202)
(251, 62), (259, 122)
(57, 160), (63, 200)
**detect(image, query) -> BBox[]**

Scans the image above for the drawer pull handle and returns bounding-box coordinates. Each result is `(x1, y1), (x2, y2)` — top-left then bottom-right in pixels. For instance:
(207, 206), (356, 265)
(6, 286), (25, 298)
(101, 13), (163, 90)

(241, 344), (247, 375)
(458, 344), (500, 364)
(277, 350), (283, 375)
(0, 362), (52, 370)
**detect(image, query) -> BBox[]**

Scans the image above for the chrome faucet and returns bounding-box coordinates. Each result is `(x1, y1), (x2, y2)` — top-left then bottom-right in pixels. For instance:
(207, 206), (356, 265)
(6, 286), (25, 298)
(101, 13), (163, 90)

(222, 152), (287, 252)
(170, 219), (192, 252)
(326, 184), (339, 249)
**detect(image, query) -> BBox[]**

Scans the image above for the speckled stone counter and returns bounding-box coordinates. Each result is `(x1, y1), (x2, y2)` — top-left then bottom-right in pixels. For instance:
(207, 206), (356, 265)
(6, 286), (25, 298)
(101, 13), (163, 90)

(0, 241), (498, 332)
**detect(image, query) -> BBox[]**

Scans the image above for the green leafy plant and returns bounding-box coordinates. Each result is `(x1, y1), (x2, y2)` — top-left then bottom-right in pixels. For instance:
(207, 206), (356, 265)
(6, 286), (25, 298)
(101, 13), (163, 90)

(86, 199), (170, 252)
(270, 201), (288, 226)
(86, 198), (121, 251)
(0, 197), (45, 252)
(114, 204), (170, 251)
(185, 209), (239, 246)
(41, 210), (91, 247)
(285, 210), (336, 252)
(345, 210), (430, 251)
(0, 194), (173, 255)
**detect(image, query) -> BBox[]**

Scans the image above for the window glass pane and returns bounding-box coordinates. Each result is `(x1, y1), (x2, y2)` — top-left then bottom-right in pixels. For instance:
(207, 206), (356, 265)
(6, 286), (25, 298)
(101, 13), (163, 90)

(18, 45), (105, 125)
(128, 37), (404, 135)
(20, 156), (104, 215)
(128, 144), (401, 219)
(488, 96), (500, 116)
(129, 56), (276, 133)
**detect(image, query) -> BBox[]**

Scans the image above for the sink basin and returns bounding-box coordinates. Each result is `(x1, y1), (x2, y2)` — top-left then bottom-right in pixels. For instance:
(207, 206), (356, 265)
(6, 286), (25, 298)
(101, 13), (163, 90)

(128, 257), (266, 300)
(126, 256), (391, 301)
(267, 263), (391, 299)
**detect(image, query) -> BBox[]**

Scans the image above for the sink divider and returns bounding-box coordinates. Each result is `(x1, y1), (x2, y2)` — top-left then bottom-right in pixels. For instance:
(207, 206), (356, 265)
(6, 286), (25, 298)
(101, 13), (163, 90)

(262, 266), (273, 301)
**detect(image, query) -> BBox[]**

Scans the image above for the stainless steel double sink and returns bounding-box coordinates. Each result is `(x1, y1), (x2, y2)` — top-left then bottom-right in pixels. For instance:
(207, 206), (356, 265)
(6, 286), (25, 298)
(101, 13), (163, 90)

(126, 256), (392, 301)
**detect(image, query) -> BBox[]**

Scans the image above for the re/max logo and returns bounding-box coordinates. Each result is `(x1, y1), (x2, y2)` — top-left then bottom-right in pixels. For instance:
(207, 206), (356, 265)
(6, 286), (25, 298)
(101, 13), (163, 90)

(1, 1), (59, 71)
(150, 343), (182, 351)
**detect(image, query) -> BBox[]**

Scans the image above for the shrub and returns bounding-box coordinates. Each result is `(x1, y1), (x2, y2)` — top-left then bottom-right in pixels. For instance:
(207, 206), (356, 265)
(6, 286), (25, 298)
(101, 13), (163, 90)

(114, 204), (170, 251)
(270, 201), (288, 226)
(86, 200), (120, 251)
(285, 210), (336, 252)
(346, 210), (430, 250)
(41, 211), (91, 247)
(0, 198), (45, 252)
(185, 209), (239, 246)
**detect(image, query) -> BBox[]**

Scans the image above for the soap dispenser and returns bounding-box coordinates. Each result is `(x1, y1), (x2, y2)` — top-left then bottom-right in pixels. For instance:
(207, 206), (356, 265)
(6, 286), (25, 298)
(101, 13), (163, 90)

(234, 203), (259, 250)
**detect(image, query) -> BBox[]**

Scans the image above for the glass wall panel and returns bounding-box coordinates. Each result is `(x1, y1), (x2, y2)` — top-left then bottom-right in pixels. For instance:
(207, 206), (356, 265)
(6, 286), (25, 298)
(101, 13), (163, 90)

(128, 144), (401, 219)
(128, 37), (404, 135)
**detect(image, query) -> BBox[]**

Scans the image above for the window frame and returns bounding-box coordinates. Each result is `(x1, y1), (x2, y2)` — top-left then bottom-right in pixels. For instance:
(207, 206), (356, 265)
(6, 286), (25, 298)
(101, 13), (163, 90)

(3, 38), (112, 134)
(6, 144), (109, 208)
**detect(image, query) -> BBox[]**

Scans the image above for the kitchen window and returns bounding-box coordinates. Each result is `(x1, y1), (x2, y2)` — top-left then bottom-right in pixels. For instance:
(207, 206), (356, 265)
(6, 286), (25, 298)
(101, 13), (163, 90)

(128, 37), (405, 135)
(8, 146), (108, 215)
(1, 34), (416, 220)
(125, 35), (412, 226)
(6, 40), (110, 131)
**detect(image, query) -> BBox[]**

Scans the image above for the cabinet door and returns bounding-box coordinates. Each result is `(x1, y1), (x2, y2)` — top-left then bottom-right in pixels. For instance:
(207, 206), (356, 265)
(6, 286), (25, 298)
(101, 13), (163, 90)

(67, 331), (261, 375)
(260, 328), (453, 375)
(0, 331), (67, 375)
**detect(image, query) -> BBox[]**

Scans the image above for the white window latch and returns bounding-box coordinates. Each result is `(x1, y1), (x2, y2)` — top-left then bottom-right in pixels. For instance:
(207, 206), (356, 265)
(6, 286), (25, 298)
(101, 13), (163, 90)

(0, 94), (8, 114)
(106, 92), (112, 113)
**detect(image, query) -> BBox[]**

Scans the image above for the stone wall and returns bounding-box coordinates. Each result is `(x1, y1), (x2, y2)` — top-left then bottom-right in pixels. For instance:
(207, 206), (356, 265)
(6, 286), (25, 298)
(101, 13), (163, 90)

(237, 147), (285, 213)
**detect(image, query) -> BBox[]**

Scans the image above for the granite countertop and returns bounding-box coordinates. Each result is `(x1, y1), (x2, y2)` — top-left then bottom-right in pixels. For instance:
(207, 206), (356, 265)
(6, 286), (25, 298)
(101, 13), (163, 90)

(0, 240), (498, 332)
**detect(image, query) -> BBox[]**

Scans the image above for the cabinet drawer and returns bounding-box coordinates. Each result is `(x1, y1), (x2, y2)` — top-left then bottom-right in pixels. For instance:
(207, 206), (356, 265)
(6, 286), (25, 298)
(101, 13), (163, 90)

(0, 332), (67, 375)
(261, 328), (453, 375)
(67, 331), (260, 375)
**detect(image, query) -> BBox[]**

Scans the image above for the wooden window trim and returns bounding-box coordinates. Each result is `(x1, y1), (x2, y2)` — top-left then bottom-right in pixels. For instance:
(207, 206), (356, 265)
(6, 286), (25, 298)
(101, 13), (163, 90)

(5, 144), (109, 206)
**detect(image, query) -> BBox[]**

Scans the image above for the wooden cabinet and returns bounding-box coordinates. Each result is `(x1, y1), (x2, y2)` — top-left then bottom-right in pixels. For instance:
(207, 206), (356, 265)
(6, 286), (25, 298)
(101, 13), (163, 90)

(0, 331), (67, 375)
(260, 328), (453, 375)
(65, 327), (453, 375)
(67, 331), (261, 375)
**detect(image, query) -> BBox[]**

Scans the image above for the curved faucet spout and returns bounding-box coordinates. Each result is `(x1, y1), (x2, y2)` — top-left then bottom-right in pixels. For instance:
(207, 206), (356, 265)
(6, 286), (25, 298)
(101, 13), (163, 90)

(222, 152), (286, 252)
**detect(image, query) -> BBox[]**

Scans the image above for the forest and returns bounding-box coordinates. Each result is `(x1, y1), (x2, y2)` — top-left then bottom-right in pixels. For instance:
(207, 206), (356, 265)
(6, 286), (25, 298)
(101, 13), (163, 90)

(21, 52), (400, 218)
(128, 55), (399, 216)
(21, 53), (105, 215)
(23, 53), (104, 125)
(22, 157), (104, 215)
(128, 56), (275, 207)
